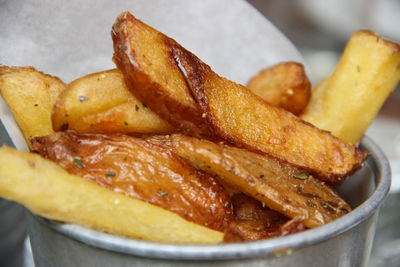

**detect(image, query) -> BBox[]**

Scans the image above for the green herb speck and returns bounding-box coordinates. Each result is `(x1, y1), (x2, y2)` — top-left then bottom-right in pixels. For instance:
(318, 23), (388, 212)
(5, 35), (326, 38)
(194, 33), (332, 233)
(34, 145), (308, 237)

(73, 156), (83, 168)
(106, 170), (116, 177)
(124, 121), (128, 126)
(164, 163), (170, 168)
(293, 170), (309, 180)
(157, 190), (168, 196)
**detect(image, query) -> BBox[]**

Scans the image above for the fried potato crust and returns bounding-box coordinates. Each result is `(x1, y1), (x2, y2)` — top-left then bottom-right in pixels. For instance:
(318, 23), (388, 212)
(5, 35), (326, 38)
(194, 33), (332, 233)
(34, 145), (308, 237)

(247, 62), (311, 115)
(171, 45), (367, 182)
(0, 146), (223, 243)
(224, 194), (305, 242)
(52, 69), (173, 134)
(0, 66), (65, 146)
(31, 131), (232, 231)
(111, 12), (366, 182)
(112, 12), (213, 138)
(150, 134), (351, 228)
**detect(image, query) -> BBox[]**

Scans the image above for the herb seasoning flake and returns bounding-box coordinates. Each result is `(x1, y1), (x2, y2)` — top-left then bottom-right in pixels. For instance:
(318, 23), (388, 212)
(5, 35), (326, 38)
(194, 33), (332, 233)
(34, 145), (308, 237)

(157, 190), (168, 196)
(293, 170), (309, 180)
(106, 170), (116, 177)
(73, 156), (83, 168)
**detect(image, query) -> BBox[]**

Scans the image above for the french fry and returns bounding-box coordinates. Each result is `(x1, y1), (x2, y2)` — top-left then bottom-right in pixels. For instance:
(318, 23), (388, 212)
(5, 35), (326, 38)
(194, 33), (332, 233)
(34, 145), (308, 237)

(301, 30), (400, 144)
(112, 12), (214, 138)
(31, 131), (232, 231)
(247, 62), (311, 115)
(52, 69), (174, 134)
(0, 145), (224, 244)
(0, 66), (65, 147)
(151, 134), (351, 228)
(171, 42), (367, 183)
(224, 194), (305, 242)
(111, 12), (367, 183)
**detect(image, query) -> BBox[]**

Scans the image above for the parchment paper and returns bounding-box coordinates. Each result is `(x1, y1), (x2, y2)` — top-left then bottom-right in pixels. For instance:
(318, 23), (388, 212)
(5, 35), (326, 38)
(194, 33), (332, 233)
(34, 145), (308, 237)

(0, 0), (305, 151)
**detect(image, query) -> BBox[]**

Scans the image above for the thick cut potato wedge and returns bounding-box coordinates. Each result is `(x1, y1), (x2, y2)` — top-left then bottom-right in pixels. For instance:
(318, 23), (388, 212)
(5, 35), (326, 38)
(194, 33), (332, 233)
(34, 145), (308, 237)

(0, 66), (65, 146)
(151, 134), (351, 228)
(32, 131), (232, 231)
(112, 12), (214, 138)
(247, 62), (311, 115)
(170, 44), (367, 183)
(111, 12), (366, 182)
(52, 69), (173, 134)
(302, 30), (400, 144)
(0, 146), (223, 244)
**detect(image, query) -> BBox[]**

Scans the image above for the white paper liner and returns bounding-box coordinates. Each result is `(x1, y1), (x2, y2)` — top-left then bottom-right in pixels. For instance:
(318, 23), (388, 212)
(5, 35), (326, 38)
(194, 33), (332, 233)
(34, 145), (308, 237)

(0, 0), (305, 151)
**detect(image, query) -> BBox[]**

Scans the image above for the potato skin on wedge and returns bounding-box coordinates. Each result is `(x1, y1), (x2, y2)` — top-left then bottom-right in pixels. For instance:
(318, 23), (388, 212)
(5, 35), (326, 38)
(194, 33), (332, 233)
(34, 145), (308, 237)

(112, 12), (213, 138)
(171, 44), (367, 183)
(224, 194), (306, 242)
(52, 69), (173, 134)
(247, 62), (311, 115)
(149, 134), (351, 228)
(0, 146), (224, 244)
(31, 131), (232, 231)
(111, 12), (366, 182)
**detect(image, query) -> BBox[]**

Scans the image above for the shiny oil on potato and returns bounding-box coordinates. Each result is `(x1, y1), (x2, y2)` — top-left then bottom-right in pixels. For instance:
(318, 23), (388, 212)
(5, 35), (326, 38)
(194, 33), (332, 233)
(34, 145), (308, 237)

(52, 69), (173, 134)
(0, 10), (398, 244)
(149, 134), (351, 228)
(112, 12), (367, 183)
(112, 12), (214, 138)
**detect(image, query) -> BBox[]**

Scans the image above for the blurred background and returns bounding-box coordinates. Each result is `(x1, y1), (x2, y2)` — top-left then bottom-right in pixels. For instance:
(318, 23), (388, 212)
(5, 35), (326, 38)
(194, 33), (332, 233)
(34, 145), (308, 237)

(248, 1), (400, 265)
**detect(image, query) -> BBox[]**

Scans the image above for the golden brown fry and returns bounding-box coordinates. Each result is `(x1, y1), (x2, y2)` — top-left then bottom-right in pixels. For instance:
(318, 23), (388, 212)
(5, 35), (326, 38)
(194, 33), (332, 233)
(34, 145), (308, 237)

(0, 66), (65, 146)
(171, 43), (367, 183)
(111, 12), (366, 182)
(302, 30), (400, 144)
(247, 62), (311, 115)
(0, 145), (224, 244)
(224, 194), (305, 242)
(152, 134), (351, 228)
(52, 69), (174, 134)
(112, 12), (213, 138)
(31, 131), (232, 231)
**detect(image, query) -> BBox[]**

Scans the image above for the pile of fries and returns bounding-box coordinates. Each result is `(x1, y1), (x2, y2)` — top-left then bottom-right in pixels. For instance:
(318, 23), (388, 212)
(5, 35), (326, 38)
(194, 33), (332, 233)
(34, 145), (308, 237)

(0, 12), (399, 244)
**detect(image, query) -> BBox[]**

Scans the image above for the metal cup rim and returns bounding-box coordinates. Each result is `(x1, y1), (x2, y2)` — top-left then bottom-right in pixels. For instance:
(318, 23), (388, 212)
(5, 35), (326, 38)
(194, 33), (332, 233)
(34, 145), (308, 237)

(36, 136), (391, 260)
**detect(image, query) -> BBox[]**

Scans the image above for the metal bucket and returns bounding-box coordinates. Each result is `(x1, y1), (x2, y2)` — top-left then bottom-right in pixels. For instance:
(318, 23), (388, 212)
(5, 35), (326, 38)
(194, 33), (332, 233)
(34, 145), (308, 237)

(0, 199), (27, 267)
(26, 136), (391, 267)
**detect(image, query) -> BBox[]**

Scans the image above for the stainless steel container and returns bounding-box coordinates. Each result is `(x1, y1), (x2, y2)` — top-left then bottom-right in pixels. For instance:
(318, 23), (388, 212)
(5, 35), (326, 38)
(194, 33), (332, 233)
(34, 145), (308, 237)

(0, 199), (27, 267)
(27, 136), (391, 267)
